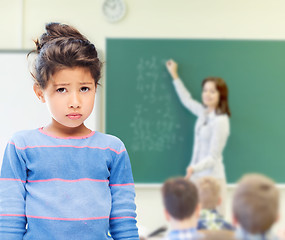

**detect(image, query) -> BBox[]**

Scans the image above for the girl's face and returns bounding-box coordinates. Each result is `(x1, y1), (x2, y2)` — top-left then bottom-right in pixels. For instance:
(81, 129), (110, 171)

(202, 81), (220, 110)
(34, 67), (96, 134)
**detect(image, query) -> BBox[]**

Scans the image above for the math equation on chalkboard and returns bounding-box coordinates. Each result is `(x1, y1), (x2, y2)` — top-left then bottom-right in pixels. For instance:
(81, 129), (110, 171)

(129, 57), (184, 152)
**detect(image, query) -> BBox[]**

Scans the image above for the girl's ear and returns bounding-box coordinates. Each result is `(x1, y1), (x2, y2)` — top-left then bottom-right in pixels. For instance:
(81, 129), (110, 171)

(33, 83), (45, 103)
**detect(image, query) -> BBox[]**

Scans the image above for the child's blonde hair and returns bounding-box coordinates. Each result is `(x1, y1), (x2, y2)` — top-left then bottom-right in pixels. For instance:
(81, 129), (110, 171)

(233, 173), (279, 234)
(196, 176), (220, 210)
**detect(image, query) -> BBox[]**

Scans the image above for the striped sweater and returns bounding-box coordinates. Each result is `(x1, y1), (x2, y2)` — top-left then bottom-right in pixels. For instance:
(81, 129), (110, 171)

(0, 128), (139, 240)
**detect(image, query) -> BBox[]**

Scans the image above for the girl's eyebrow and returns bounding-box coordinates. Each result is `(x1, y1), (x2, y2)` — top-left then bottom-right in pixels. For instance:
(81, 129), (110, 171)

(52, 82), (93, 87)
(80, 82), (93, 85)
(53, 83), (70, 87)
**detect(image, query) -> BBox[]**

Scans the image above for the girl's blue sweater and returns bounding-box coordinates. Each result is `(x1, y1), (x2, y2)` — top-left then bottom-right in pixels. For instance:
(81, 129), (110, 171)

(0, 129), (139, 240)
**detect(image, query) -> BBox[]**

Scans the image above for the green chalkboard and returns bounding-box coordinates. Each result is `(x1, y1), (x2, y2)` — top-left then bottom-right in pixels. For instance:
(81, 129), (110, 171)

(106, 39), (285, 183)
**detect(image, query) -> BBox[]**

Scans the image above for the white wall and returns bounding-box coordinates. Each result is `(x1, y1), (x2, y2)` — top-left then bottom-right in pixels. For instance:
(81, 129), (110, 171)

(1, 0), (285, 234)
(3, 0), (285, 131)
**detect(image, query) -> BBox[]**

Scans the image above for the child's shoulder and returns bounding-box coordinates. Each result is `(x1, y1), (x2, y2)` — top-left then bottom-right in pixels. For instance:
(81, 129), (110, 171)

(9, 128), (40, 144)
(93, 131), (126, 151)
(11, 128), (39, 140)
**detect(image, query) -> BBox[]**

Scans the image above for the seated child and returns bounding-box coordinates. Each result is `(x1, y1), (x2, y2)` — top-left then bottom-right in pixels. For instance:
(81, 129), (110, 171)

(196, 176), (234, 231)
(161, 177), (203, 240)
(233, 173), (280, 240)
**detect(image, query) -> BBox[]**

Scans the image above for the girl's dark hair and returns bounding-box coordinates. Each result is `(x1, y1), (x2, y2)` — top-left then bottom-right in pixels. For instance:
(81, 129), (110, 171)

(202, 77), (231, 117)
(28, 22), (102, 89)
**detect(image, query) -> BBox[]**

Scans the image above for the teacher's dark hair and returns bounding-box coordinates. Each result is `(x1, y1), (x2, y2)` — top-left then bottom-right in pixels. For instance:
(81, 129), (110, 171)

(202, 77), (231, 117)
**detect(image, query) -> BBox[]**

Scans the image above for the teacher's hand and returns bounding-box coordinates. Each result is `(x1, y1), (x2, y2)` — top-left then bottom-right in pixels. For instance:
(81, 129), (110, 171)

(185, 166), (194, 180)
(166, 59), (179, 80)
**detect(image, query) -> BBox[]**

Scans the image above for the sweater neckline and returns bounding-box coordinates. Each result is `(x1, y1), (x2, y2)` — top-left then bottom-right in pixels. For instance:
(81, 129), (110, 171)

(38, 127), (96, 139)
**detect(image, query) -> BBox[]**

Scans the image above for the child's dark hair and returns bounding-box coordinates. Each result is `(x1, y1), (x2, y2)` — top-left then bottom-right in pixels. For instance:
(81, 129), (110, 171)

(29, 22), (102, 89)
(162, 177), (198, 220)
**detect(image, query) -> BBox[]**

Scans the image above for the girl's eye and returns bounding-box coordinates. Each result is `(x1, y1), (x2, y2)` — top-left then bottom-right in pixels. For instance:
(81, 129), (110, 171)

(80, 87), (89, 92)
(57, 88), (66, 93)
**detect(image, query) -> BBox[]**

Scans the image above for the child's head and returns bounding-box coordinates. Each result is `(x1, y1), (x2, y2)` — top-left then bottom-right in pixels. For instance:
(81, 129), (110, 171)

(31, 22), (102, 89)
(233, 173), (279, 234)
(162, 177), (199, 221)
(196, 176), (221, 210)
(29, 23), (102, 132)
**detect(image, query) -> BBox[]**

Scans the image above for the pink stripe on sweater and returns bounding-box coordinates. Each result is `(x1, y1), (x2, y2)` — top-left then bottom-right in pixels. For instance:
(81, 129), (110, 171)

(26, 215), (109, 221)
(38, 128), (95, 139)
(27, 178), (109, 183)
(109, 216), (136, 220)
(0, 214), (26, 217)
(9, 142), (126, 154)
(0, 178), (26, 183)
(109, 183), (135, 187)
(1, 214), (135, 221)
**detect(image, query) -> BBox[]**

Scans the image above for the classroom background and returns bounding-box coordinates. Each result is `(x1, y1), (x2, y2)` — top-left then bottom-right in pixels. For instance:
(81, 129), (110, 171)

(1, 0), (285, 234)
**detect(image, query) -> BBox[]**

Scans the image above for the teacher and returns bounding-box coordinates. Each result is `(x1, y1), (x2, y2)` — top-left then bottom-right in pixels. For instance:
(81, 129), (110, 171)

(166, 59), (231, 215)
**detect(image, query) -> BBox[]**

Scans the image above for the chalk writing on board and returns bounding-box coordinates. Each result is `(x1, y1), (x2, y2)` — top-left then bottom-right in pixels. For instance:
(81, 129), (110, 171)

(130, 57), (184, 152)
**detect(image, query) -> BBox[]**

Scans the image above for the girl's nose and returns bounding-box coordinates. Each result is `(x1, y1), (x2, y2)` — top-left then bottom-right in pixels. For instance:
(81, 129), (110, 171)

(69, 93), (81, 108)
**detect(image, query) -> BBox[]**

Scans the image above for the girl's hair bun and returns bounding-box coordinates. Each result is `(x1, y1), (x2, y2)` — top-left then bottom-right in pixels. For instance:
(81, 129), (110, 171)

(28, 22), (102, 89)
(36, 22), (88, 53)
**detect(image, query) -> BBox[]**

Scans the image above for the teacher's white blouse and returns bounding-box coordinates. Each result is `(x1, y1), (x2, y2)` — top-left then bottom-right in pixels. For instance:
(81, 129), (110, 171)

(173, 78), (230, 180)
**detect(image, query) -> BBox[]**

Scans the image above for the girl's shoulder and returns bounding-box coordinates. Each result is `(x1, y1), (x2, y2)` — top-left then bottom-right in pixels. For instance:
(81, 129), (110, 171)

(92, 131), (127, 152)
(10, 128), (40, 141)
(8, 128), (41, 148)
